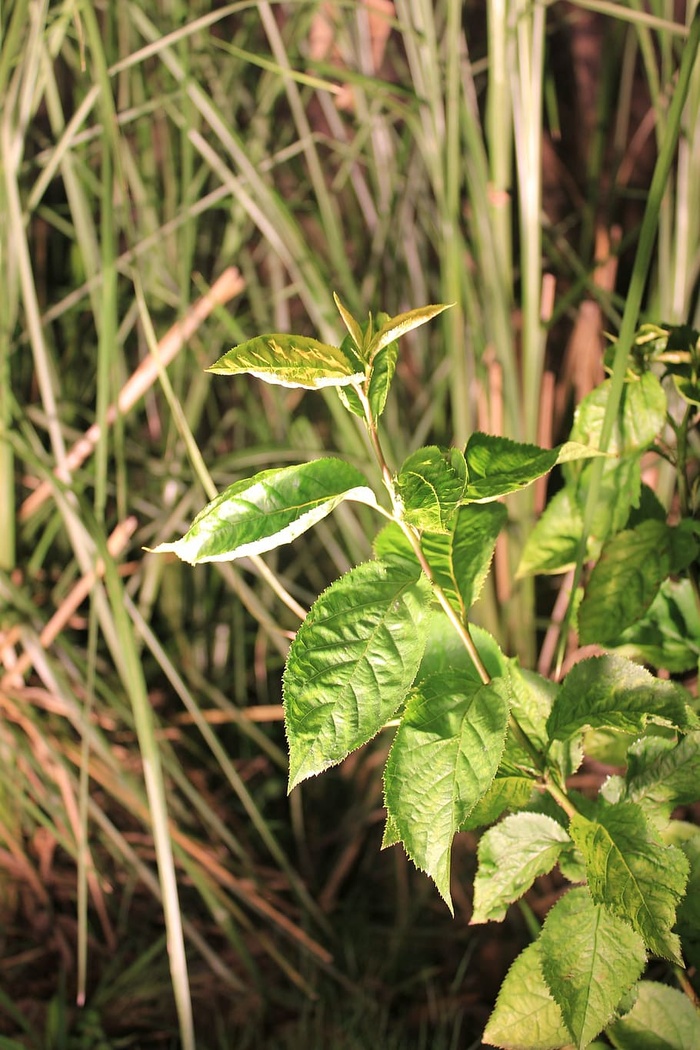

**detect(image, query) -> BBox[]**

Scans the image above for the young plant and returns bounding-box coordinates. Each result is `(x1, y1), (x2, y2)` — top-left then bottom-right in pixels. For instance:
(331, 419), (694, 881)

(152, 297), (700, 1049)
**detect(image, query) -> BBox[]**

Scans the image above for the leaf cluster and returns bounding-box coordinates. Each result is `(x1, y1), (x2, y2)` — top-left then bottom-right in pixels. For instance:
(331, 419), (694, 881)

(154, 298), (700, 1049)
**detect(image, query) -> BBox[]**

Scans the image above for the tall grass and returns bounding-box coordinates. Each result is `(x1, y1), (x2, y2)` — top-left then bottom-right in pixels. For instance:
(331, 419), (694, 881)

(1, 0), (698, 1044)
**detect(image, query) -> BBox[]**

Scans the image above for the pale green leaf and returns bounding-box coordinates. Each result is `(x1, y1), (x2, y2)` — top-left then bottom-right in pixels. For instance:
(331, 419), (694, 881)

(395, 446), (466, 532)
(207, 333), (365, 389)
(284, 560), (432, 790)
(607, 982), (700, 1050)
(578, 457), (642, 551)
(570, 803), (689, 962)
(623, 732), (700, 820)
(547, 655), (696, 743)
(579, 520), (673, 646)
(482, 941), (573, 1050)
(539, 887), (646, 1049)
(471, 813), (571, 923)
(367, 302), (452, 359)
(149, 459), (377, 564)
(383, 671), (510, 911)
(517, 487), (584, 577)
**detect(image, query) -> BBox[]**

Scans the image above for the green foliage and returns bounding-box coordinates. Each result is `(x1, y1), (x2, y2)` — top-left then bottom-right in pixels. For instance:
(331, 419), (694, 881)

(158, 294), (700, 1046)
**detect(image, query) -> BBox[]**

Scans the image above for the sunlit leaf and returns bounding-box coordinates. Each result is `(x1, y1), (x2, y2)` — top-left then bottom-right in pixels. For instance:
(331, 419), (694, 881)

(539, 887), (646, 1049)
(571, 803), (689, 962)
(471, 813), (570, 923)
(607, 981), (700, 1049)
(207, 333), (365, 388)
(482, 941), (572, 1050)
(284, 559), (432, 790)
(384, 671), (510, 911)
(149, 459), (377, 564)
(396, 445), (466, 532)
(367, 302), (452, 359)
(547, 654), (697, 743)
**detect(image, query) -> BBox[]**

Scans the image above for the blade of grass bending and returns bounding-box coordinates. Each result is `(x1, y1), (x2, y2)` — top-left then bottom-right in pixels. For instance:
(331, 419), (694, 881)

(555, 9), (700, 674)
(99, 548), (195, 1050)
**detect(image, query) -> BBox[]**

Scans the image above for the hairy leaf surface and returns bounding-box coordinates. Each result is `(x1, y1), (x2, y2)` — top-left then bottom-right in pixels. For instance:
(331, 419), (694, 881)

(571, 803), (689, 962)
(150, 459), (377, 564)
(539, 887), (646, 1049)
(207, 333), (364, 388)
(547, 655), (696, 742)
(383, 671), (510, 910)
(396, 446), (466, 532)
(284, 560), (432, 790)
(472, 813), (570, 923)
(482, 941), (572, 1050)
(623, 732), (700, 820)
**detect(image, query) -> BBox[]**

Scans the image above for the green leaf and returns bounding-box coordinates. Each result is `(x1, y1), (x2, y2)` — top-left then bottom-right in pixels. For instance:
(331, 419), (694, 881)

(482, 941), (572, 1050)
(333, 292), (364, 354)
(547, 655), (696, 743)
(462, 434), (600, 504)
(429, 502), (506, 613)
(570, 803), (689, 962)
(623, 732), (700, 820)
(471, 813), (571, 923)
(149, 459), (378, 564)
(579, 520), (673, 646)
(539, 887), (646, 1049)
(578, 457), (643, 549)
(207, 333), (365, 389)
(460, 774), (536, 831)
(284, 559), (432, 790)
(463, 434), (559, 503)
(413, 611), (509, 686)
(395, 446), (467, 532)
(567, 372), (667, 462)
(383, 671), (510, 911)
(614, 578), (700, 673)
(606, 982), (700, 1050)
(367, 302), (452, 360)
(367, 337), (398, 419)
(674, 825), (700, 970)
(517, 486), (584, 576)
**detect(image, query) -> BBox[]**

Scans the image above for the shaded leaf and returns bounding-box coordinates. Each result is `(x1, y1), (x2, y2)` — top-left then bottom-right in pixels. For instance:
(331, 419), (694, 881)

(471, 813), (570, 923)
(571, 803), (689, 962)
(383, 671), (510, 910)
(539, 887), (646, 1049)
(463, 434), (601, 504)
(482, 941), (572, 1050)
(607, 981), (700, 1050)
(547, 655), (696, 743)
(207, 333), (365, 388)
(579, 520), (673, 646)
(615, 578), (700, 673)
(517, 486), (584, 577)
(284, 559), (432, 790)
(149, 459), (377, 564)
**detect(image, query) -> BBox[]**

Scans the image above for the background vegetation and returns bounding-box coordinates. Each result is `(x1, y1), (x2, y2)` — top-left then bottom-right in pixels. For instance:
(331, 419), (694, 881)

(1, 0), (698, 1046)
